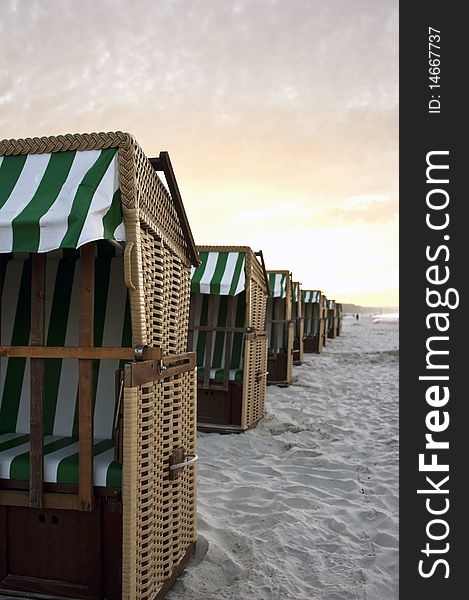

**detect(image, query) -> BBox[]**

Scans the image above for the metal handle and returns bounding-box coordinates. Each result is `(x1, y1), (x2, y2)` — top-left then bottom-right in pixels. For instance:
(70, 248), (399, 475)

(169, 453), (199, 471)
(257, 371), (269, 381)
(133, 344), (148, 361)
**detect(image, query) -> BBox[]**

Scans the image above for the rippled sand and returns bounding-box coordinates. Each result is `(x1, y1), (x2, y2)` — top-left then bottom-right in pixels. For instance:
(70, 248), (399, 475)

(168, 315), (399, 600)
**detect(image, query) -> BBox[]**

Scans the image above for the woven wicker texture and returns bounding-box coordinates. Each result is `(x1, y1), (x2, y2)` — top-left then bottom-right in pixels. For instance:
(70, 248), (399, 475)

(123, 369), (196, 600)
(242, 250), (268, 428)
(121, 142), (195, 597)
(0, 132), (197, 599)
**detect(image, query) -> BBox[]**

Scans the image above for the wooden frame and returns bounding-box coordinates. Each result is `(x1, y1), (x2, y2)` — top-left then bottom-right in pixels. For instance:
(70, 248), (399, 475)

(0, 346), (163, 360)
(29, 253), (45, 509)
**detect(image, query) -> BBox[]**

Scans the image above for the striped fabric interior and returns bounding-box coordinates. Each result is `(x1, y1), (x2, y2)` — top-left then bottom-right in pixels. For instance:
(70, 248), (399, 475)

(190, 292), (246, 382)
(267, 297), (287, 353)
(0, 241), (131, 486)
(0, 149), (125, 253)
(302, 290), (320, 303)
(303, 303), (320, 336)
(268, 272), (287, 298)
(292, 281), (299, 303)
(191, 251), (245, 295)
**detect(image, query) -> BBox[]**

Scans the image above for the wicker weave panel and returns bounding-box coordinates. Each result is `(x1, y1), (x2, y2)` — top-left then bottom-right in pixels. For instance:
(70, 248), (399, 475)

(122, 368), (197, 600)
(242, 267), (268, 428)
(241, 336), (267, 429)
(249, 278), (268, 331)
(138, 228), (191, 355)
(125, 216), (194, 597)
(134, 143), (190, 266)
(250, 252), (269, 294)
(240, 253), (268, 428)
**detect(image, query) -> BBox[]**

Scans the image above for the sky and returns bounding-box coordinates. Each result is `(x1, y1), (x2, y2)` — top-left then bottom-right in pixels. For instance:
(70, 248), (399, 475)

(0, 0), (398, 307)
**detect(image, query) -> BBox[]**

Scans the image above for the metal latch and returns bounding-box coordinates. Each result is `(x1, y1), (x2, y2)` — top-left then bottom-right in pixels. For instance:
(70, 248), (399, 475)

(169, 448), (199, 481)
(133, 344), (148, 361)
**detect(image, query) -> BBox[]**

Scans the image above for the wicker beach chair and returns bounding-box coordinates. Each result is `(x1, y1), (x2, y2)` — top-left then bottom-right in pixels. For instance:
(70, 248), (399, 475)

(188, 246), (269, 432)
(0, 132), (198, 600)
(266, 271), (294, 386)
(302, 290), (327, 354)
(327, 299), (337, 339)
(292, 281), (304, 365)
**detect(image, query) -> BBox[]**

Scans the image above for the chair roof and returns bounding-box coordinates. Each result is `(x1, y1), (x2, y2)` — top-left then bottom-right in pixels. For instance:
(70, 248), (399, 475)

(0, 133), (199, 265)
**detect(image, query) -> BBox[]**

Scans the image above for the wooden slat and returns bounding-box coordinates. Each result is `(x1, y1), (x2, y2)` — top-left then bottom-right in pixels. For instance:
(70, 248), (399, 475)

(222, 296), (236, 391)
(254, 250), (270, 295)
(274, 297), (281, 356)
(0, 345), (162, 361)
(0, 490), (80, 511)
(29, 253), (45, 508)
(124, 360), (157, 388)
(124, 352), (196, 387)
(203, 296), (216, 389)
(79, 243), (95, 512)
(245, 331), (266, 341)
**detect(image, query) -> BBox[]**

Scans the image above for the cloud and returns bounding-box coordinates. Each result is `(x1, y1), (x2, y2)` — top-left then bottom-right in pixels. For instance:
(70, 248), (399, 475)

(0, 0), (398, 305)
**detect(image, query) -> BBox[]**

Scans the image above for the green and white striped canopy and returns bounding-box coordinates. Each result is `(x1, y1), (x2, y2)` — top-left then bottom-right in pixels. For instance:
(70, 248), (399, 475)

(302, 290), (321, 304)
(0, 148), (125, 253)
(292, 282), (300, 302)
(191, 251), (246, 295)
(268, 272), (287, 298)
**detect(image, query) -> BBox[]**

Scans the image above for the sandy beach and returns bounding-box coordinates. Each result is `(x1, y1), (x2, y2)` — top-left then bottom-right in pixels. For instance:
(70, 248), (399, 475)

(168, 315), (399, 600)
(0, 316), (398, 600)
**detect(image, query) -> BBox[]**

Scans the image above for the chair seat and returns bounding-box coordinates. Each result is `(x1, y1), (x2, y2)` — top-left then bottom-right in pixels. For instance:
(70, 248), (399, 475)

(196, 367), (243, 383)
(0, 432), (121, 487)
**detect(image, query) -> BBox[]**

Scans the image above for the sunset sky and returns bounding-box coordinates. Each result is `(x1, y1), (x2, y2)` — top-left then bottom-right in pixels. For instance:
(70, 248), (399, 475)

(0, 0), (398, 307)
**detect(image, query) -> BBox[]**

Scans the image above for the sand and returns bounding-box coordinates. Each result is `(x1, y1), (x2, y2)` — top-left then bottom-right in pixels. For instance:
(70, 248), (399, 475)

(168, 315), (399, 600)
(0, 316), (398, 600)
